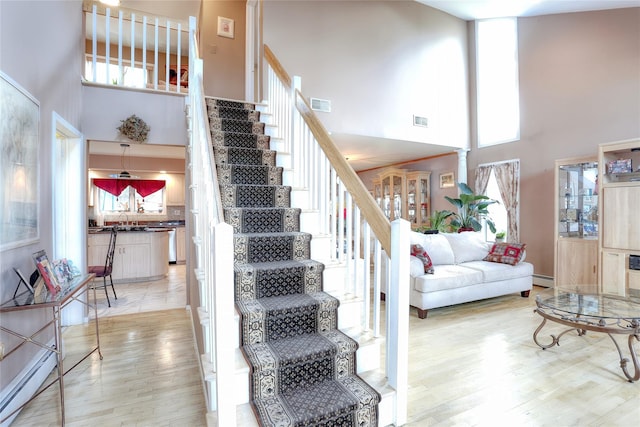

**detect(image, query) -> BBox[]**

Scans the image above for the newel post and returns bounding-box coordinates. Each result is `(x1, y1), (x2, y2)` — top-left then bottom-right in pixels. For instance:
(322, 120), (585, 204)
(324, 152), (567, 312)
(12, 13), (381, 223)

(386, 218), (410, 425)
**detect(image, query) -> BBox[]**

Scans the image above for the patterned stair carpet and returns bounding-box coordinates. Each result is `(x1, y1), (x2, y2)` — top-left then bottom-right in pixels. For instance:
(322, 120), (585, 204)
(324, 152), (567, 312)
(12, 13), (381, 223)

(207, 98), (380, 426)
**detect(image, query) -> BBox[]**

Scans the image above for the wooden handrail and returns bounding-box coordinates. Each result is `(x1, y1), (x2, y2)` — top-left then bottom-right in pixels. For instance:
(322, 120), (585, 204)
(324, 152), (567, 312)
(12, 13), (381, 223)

(264, 44), (292, 92)
(294, 91), (392, 255)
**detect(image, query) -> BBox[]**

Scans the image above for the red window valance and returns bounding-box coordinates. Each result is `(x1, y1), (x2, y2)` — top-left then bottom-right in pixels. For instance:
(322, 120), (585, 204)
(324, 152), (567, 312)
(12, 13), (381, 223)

(133, 179), (166, 197)
(93, 178), (166, 197)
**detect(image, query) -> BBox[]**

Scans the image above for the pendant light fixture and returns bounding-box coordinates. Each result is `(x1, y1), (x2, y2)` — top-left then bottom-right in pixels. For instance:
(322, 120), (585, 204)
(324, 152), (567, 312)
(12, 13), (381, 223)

(119, 143), (131, 178)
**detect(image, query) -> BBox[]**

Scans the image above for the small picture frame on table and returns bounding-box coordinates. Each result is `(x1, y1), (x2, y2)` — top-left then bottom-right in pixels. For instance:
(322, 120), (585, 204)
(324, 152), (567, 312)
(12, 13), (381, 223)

(13, 267), (35, 297)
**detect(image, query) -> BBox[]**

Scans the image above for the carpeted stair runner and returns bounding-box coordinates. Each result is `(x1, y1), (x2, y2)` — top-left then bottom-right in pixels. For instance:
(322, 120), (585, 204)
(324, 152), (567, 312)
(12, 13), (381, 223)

(206, 98), (380, 426)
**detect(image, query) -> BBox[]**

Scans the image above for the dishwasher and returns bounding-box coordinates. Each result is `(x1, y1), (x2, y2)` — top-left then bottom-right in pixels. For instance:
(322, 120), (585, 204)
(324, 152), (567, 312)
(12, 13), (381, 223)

(168, 228), (177, 263)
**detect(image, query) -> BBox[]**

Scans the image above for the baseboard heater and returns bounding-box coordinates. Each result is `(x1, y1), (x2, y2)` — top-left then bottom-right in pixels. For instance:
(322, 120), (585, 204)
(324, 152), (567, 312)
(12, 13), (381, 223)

(532, 274), (553, 288)
(0, 342), (57, 426)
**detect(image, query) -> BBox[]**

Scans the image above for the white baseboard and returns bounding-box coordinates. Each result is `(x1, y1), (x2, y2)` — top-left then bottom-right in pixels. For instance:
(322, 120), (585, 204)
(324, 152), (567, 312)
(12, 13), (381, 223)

(533, 274), (554, 288)
(0, 340), (57, 426)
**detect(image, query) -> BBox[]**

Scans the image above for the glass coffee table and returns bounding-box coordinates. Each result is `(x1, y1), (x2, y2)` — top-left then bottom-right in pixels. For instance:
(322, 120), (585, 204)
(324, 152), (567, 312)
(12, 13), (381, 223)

(533, 286), (640, 382)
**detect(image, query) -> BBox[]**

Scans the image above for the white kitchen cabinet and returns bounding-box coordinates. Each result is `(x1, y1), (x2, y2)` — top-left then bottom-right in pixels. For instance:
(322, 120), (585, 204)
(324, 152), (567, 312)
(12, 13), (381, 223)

(166, 173), (185, 205)
(88, 230), (168, 283)
(176, 227), (186, 263)
(116, 243), (151, 280)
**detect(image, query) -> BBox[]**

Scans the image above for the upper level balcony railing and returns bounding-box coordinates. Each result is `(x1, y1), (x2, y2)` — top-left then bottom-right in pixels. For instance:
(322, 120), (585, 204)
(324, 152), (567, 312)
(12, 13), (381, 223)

(83, 0), (189, 94)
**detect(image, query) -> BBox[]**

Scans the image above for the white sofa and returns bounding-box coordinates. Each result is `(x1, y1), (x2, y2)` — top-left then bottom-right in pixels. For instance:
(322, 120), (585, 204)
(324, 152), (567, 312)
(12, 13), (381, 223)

(386, 231), (534, 319)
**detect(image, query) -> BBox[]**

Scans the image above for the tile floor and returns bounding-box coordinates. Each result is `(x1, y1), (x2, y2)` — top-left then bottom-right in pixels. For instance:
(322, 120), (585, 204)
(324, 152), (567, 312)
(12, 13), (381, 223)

(89, 263), (186, 319)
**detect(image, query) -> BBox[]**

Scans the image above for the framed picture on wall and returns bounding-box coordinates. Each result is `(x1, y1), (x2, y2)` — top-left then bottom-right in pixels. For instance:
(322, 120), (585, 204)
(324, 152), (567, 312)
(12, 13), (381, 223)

(439, 172), (455, 188)
(217, 16), (234, 39)
(1, 71), (40, 251)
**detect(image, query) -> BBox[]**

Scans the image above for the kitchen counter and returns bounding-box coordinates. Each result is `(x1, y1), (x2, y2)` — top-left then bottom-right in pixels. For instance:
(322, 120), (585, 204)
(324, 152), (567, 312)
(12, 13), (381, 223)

(88, 226), (173, 234)
(87, 230), (169, 283)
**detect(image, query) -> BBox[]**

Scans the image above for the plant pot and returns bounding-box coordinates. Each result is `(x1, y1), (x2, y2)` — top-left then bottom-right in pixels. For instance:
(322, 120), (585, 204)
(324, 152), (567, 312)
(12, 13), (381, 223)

(495, 237), (505, 243)
(458, 227), (474, 233)
(423, 229), (439, 234)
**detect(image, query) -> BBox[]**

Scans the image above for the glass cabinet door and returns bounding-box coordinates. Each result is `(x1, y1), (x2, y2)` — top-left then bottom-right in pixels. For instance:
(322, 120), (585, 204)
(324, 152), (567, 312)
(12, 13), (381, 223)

(379, 168), (406, 221)
(557, 160), (598, 238)
(407, 171), (432, 228)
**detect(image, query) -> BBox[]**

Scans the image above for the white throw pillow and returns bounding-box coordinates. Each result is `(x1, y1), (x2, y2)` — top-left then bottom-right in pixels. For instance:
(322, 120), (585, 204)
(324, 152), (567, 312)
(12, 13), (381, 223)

(443, 232), (491, 264)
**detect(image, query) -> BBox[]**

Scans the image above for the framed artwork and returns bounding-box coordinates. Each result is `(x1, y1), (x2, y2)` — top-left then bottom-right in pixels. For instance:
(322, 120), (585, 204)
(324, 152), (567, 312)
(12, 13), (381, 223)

(439, 172), (455, 189)
(1, 71), (40, 251)
(217, 16), (235, 39)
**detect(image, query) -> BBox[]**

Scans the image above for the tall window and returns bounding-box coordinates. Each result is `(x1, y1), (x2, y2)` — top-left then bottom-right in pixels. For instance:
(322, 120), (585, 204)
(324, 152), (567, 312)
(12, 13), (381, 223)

(476, 18), (520, 147)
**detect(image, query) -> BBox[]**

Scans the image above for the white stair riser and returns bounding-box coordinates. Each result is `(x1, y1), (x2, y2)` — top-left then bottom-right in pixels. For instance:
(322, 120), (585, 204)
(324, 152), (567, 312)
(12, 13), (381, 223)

(275, 151), (292, 169)
(265, 124), (278, 138)
(299, 210), (320, 235)
(378, 392), (395, 427)
(290, 189), (311, 210)
(281, 169), (293, 186)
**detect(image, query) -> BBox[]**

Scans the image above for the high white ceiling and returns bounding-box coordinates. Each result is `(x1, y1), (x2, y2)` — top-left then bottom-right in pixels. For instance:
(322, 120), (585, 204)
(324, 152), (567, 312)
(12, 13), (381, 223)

(416, 0), (640, 21)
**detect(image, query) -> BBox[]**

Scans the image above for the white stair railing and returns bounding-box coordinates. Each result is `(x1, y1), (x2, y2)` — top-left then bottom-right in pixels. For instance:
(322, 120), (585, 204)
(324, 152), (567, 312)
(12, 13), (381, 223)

(263, 44), (410, 425)
(84, 1), (188, 94)
(186, 17), (235, 426)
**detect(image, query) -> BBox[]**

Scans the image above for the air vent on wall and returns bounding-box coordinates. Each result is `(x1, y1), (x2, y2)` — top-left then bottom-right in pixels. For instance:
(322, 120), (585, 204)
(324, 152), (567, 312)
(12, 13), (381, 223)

(413, 115), (428, 128)
(310, 98), (331, 113)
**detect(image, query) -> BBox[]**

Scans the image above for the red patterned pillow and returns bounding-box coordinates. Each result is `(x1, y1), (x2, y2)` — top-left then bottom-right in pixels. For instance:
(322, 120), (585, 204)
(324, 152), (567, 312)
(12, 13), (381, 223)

(484, 243), (526, 266)
(411, 244), (434, 274)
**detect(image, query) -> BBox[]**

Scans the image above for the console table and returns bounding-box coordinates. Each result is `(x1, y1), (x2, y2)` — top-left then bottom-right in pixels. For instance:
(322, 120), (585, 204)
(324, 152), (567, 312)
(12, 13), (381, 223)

(0, 274), (101, 425)
(533, 286), (639, 382)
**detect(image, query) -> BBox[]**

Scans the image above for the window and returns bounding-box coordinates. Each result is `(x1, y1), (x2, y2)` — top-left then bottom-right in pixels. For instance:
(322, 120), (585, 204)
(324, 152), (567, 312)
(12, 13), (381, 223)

(85, 57), (148, 88)
(476, 18), (520, 147)
(96, 182), (164, 215)
(484, 171), (508, 241)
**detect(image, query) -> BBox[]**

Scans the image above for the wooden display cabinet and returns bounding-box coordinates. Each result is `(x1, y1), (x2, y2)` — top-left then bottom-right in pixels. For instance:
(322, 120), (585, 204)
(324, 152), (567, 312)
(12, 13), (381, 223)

(598, 138), (640, 296)
(554, 156), (599, 287)
(372, 168), (432, 229)
(406, 171), (432, 229)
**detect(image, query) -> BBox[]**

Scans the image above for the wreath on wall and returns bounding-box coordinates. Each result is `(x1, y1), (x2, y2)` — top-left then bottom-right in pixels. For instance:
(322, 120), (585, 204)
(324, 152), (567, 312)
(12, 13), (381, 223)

(117, 114), (150, 143)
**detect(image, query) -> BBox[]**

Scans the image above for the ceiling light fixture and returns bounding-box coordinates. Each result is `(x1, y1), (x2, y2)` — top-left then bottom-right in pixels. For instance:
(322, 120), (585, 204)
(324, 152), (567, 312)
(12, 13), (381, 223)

(99, 0), (121, 7)
(119, 143), (131, 178)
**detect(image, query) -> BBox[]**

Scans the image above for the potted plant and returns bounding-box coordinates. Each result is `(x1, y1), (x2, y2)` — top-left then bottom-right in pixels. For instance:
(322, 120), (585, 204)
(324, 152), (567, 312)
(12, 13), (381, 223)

(495, 231), (506, 242)
(424, 209), (454, 233)
(445, 182), (498, 233)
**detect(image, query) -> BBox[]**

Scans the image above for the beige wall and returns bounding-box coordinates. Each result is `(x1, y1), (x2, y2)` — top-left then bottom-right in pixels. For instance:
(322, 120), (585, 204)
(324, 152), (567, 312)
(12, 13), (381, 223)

(264, 1), (470, 150)
(0, 0), (85, 391)
(82, 85), (188, 145)
(88, 154), (185, 174)
(200, 0), (246, 99)
(467, 8), (640, 278)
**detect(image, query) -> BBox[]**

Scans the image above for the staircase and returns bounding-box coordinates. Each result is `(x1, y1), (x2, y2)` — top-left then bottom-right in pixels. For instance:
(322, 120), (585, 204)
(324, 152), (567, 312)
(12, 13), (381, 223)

(206, 98), (381, 426)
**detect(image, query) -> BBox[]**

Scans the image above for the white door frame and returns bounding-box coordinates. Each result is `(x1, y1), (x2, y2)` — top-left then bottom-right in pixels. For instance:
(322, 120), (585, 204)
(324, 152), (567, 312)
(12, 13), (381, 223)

(246, 0), (262, 102)
(52, 112), (86, 324)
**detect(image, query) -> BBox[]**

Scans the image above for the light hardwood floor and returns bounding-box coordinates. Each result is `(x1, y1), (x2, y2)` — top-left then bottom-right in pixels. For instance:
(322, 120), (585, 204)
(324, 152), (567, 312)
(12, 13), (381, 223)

(401, 288), (640, 426)
(9, 268), (640, 426)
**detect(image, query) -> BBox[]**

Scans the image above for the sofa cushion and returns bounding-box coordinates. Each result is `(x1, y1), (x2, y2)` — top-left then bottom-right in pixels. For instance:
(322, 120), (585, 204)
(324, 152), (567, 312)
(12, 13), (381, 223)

(462, 260), (534, 282)
(413, 264), (484, 293)
(443, 232), (491, 264)
(484, 243), (526, 266)
(411, 244), (434, 274)
(409, 232), (455, 265)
